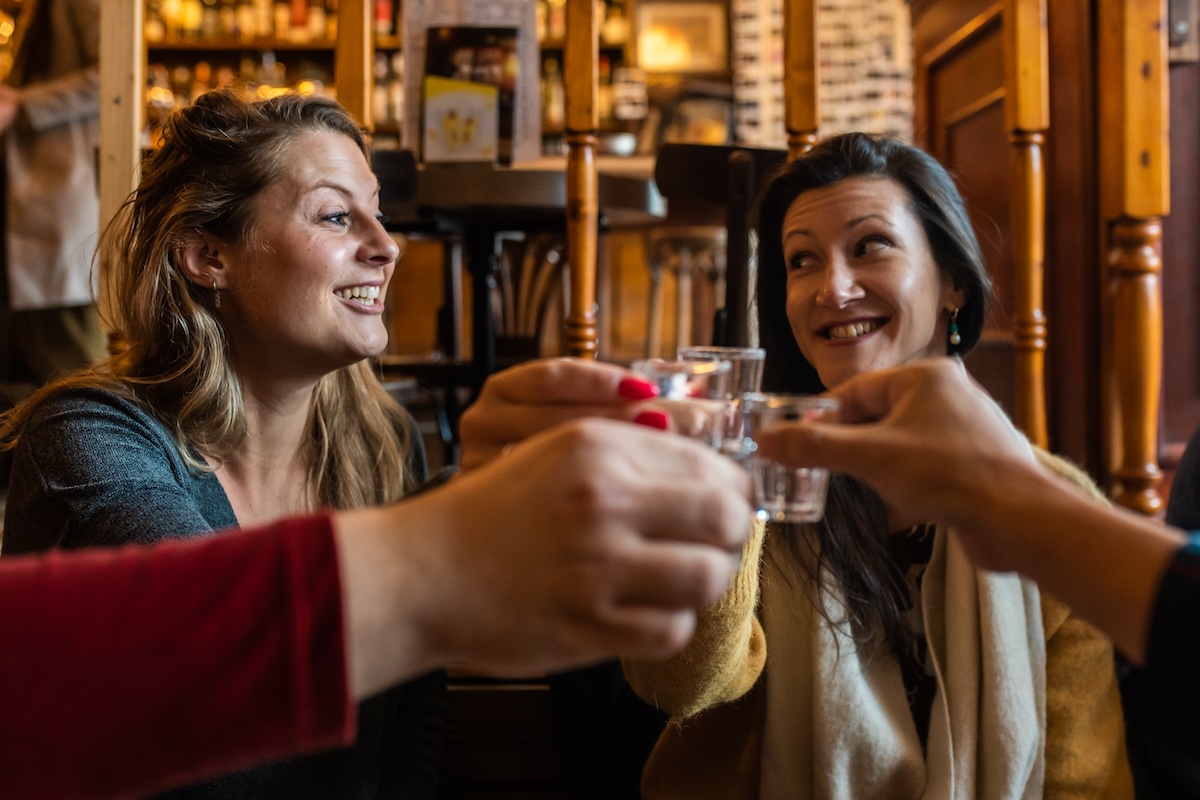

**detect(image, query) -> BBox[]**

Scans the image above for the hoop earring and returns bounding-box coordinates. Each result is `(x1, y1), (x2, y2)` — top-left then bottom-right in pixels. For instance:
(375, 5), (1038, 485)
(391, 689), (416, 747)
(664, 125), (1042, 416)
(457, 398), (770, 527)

(210, 273), (221, 309)
(948, 307), (961, 347)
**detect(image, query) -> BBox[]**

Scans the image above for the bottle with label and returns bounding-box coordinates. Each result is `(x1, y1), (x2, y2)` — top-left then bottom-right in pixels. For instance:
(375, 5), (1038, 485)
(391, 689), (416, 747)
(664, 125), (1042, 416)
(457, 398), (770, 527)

(218, 0), (238, 36)
(145, 0), (166, 42)
(200, 0), (220, 38)
(374, 0), (394, 36)
(542, 56), (564, 131)
(236, 0), (256, 39)
(597, 55), (613, 126)
(273, 1), (291, 38)
(388, 50), (405, 125)
(308, 0), (326, 41)
(372, 52), (390, 124)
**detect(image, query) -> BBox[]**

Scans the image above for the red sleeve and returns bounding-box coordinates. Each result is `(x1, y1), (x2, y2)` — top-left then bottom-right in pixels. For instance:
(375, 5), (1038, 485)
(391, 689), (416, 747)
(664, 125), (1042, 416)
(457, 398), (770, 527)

(0, 512), (356, 799)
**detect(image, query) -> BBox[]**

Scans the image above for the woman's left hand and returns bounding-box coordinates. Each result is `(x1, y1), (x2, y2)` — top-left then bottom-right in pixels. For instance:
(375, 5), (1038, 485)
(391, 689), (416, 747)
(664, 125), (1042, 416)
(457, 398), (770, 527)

(458, 358), (660, 471)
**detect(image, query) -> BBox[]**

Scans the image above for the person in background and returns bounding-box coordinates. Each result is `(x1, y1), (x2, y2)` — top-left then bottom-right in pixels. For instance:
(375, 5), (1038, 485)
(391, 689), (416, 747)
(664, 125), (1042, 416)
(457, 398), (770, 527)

(753, 357), (1200, 780)
(0, 0), (108, 383)
(0, 412), (753, 800)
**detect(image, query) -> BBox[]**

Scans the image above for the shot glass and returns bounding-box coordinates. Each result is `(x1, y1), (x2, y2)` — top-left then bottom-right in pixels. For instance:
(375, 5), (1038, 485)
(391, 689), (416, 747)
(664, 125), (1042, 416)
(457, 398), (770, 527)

(630, 358), (733, 448)
(678, 345), (765, 458)
(743, 393), (840, 523)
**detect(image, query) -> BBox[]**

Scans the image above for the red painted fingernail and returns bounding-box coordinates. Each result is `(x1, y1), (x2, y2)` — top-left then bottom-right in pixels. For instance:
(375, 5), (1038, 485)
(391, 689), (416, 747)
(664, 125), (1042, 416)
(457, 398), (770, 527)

(618, 377), (659, 400)
(634, 410), (670, 430)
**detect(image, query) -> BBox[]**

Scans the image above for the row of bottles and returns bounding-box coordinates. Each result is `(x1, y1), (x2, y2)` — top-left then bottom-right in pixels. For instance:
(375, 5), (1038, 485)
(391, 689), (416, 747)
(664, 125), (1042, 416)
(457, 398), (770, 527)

(145, 51), (333, 143)
(144, 0), (409, 43)
(536, 0), (629, 46)
(372, 51), (405, 128)
(146, 0), (337, 43)
(541, 51), (645, 132)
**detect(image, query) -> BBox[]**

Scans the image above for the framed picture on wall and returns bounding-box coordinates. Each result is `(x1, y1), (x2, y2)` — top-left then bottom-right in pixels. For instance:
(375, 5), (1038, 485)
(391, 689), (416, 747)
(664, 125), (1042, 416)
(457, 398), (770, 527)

(636, 1), (729, 73)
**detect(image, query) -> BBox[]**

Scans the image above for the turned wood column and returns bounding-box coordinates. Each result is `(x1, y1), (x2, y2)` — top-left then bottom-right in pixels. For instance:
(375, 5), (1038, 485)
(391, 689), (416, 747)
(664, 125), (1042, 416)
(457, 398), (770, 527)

(1004, 0), (1049, 447)
(563, 0), (599, 359)
(783, 0), (818, 160)
(1098, 0), (1169, 515)
(334, 0), (372, 128)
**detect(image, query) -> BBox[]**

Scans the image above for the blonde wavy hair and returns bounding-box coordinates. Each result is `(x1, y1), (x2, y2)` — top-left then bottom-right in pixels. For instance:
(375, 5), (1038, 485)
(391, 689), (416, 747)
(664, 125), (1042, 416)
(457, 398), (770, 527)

(0, 90), (414, 508)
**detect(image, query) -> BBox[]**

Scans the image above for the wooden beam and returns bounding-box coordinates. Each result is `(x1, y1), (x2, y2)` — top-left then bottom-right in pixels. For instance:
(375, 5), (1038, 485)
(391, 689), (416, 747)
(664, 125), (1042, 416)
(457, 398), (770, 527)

(98, 0), (143, 319)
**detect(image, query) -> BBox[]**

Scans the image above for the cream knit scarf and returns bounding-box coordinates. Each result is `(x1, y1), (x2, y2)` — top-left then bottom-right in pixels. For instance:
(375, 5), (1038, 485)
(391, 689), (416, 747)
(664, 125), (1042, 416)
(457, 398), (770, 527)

(759, 525), (1046, 800)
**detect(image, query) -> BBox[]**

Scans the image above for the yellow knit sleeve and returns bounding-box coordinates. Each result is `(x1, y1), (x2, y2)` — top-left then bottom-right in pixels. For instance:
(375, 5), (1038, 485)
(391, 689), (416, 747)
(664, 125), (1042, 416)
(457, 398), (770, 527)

(623, 515), (767, 720)
(1032, 447), (1134, 799)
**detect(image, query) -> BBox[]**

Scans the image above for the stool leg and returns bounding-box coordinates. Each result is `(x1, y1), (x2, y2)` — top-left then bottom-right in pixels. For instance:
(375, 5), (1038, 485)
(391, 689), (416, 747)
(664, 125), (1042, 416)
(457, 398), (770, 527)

(675, 247), (694, 352)
(646, 259), (664, 359)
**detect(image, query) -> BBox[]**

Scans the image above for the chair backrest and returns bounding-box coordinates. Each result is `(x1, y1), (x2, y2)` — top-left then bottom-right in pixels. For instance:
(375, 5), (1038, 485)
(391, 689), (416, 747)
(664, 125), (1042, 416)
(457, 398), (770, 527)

(653, 143), (786, 347)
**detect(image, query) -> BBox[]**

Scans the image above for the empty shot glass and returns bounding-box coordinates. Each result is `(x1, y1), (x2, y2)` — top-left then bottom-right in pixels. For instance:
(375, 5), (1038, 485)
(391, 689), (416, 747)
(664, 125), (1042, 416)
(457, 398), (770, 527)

(630, 358), (734, 448)
(743, 393), (841, 522)
(678, 345), (765, 458)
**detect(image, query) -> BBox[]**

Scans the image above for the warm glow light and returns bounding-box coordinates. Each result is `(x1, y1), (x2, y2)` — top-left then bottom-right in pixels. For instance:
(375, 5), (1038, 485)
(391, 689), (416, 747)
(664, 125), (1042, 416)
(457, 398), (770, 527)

(638, 25), (693, 71)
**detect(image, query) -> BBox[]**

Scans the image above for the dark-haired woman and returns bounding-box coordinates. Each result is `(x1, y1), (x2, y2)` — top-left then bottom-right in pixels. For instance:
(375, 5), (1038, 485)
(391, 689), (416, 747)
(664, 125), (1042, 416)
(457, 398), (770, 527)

(623, 133), (1133, 799)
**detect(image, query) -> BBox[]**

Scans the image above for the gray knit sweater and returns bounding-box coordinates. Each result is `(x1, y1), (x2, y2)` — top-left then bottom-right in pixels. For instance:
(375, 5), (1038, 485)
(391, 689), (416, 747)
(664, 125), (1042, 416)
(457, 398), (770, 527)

(3, 385), (443, 800)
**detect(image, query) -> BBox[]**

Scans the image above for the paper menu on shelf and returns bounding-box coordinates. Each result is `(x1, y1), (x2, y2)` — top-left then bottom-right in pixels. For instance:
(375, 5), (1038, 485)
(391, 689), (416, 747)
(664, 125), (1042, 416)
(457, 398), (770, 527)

(403, 0), (540, 164)
(422, 76), (499, 162)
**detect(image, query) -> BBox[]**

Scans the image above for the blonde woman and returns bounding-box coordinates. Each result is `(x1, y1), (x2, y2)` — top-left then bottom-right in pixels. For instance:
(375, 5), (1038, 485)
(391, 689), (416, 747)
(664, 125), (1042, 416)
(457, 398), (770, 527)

(1, 89), (439, 799)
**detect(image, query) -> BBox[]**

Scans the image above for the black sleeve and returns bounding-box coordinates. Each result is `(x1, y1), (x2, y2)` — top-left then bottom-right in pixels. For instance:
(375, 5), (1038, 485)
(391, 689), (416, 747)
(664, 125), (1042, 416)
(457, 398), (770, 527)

(1123, 535), (1200, 798)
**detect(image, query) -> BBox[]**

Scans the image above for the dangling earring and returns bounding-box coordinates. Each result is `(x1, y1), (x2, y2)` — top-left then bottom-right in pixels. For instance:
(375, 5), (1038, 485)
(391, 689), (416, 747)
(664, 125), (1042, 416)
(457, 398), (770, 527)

(210, 273), (221, 309)
(948, 307), (961, 347)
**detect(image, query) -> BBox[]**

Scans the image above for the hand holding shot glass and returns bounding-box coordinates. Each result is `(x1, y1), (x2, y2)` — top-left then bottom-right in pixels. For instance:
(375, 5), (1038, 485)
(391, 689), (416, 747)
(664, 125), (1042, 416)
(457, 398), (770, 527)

(678, 345), (765, 458)
(744, 393), (840, 522)
(630, 358), (733, 448)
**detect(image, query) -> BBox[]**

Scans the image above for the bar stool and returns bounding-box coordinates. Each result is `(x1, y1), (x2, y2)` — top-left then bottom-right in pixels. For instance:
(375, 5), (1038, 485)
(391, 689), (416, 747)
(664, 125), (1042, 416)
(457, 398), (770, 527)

(645, 226), (727, 356)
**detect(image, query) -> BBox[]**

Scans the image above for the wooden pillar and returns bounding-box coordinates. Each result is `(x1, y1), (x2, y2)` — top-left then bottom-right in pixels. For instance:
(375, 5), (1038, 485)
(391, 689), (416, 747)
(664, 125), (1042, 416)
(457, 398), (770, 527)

(1004, 0), (1049, 447)
(783, 0), (818, 159)
(98, 0), (143, 322)
(563, 0), (599, 359)
(1098, 0), (1169, 515)
(335, 0), (373, 128)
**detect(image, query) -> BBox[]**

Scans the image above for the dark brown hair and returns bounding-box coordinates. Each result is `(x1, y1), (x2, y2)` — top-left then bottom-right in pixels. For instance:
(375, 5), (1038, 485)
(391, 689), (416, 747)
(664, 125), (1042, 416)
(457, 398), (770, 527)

(755, 132), (993, 656)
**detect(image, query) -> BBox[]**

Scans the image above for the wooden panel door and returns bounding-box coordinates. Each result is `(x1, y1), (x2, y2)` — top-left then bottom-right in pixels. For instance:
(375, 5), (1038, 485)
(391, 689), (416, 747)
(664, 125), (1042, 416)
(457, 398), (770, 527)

(913, 4), (1020, 417)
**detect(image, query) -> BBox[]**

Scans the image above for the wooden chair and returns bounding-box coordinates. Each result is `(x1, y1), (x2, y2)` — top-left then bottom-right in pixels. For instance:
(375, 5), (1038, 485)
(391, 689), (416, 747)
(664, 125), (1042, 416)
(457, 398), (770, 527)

(647, 143), (787, 352)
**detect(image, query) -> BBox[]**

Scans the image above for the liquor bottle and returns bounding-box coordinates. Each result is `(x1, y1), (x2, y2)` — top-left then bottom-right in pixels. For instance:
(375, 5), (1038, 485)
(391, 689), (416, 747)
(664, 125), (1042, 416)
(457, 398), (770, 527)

(372, 52), (389, 124)
(388, 50), (405, 125)
(374, 0), (394, 36)
(219, 0), (238, 36)
(253, 0), (273, 38)
(546, 0), (565, 40)
(273, 1), (291, 38)
(307, 0), (326, 41)
(145, 0), (166, 42)
(288, 0), (310, 41)
(236, 0), (256, 40)
(180, 0), (203, 37)
(200, 0), (220, 38)
(542, 56), (564, 131)
(597, 55), (613, 126)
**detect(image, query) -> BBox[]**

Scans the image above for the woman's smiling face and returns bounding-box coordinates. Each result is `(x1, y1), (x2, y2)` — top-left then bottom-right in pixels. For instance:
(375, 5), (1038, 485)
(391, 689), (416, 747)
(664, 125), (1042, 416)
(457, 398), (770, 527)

(781, 175), (964, 389)
(218, 130), (400, 379)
